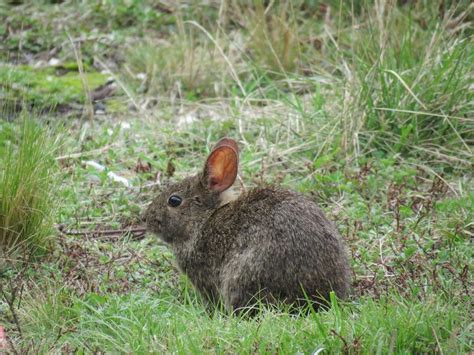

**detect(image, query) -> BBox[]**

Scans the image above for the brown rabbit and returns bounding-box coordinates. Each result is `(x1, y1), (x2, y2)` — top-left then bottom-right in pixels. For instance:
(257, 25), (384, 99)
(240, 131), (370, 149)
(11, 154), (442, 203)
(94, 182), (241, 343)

(145, 138), (350, 312)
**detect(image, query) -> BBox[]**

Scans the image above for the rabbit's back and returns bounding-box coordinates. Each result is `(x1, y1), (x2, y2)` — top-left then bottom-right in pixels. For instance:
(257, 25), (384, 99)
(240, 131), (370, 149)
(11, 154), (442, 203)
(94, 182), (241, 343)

(202, 186), (350, 310)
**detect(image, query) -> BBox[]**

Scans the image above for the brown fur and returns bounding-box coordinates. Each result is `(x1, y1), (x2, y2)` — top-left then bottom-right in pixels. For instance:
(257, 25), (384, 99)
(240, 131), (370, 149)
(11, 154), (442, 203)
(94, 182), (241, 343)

(144, 138), (350, 312)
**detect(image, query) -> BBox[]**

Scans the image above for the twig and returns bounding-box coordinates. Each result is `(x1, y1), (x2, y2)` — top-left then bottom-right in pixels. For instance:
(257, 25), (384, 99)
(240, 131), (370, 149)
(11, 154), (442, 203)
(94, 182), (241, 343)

(330, 329), (349, 352)
(374, 107), (474, 123)
(61, 227), (147, 238)
(66, 31), (94, 124)
(55, 143), (116, 161)
(432, 327), (444, 355)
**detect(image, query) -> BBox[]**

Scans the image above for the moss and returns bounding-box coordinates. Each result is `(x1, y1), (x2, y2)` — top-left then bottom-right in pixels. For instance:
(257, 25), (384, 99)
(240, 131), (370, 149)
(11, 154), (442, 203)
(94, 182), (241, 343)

(0, 64), (108, 109)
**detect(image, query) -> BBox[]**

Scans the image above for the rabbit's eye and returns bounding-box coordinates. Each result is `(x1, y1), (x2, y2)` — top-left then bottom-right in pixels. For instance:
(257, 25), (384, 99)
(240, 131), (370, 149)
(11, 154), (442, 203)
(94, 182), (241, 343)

(168, 195), (182, 207)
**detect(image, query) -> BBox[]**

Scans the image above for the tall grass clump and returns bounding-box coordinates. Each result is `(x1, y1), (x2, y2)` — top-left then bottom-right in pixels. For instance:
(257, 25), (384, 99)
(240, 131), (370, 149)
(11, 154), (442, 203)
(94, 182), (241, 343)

(0, 116), (59, 256)
(244, 1), (302, 75)
(335, 1), (473, 166)
(125, 29), (237, 99)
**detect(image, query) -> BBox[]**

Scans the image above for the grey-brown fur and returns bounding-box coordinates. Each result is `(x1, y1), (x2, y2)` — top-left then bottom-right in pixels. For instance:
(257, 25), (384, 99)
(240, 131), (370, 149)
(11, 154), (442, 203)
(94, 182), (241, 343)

(145, 138), (350, 312)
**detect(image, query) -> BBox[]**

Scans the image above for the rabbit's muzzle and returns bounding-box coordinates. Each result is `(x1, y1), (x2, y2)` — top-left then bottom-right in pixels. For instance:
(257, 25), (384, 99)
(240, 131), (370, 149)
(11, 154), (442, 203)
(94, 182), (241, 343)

(143, 206), (162, 235)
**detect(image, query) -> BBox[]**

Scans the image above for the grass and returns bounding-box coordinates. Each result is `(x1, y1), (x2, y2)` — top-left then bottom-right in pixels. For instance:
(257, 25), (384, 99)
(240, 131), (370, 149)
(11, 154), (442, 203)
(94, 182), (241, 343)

(0, 0), (472, 353)
(348, 5), (474, 164)
(15, 289), (472, 353)
(0, 116), (59, 256)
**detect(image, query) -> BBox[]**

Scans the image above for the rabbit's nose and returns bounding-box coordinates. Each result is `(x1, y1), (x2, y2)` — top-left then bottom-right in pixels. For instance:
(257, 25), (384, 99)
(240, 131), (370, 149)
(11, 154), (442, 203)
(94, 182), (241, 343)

(146, 216), (162, 235)
(141, 202), (154, 223)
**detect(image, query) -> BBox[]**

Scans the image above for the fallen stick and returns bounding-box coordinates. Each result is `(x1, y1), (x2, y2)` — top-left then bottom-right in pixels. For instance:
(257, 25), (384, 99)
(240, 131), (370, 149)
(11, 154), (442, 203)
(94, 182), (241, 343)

(55, 144), (116, 161)
(61, 227), (147, 237)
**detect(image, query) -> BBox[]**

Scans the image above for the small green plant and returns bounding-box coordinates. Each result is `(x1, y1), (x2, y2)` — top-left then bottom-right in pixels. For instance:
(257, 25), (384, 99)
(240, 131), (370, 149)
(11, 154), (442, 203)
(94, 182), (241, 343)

(0, 116), (59, 255)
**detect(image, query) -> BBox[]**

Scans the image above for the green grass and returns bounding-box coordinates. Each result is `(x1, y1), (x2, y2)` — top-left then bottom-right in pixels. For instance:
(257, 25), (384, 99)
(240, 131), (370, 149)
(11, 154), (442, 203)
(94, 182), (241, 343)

(0, 0), (472, 353)
(15, 289), (471, 353)
(0, 116), (59, 256)
(347, 5), (474, 164)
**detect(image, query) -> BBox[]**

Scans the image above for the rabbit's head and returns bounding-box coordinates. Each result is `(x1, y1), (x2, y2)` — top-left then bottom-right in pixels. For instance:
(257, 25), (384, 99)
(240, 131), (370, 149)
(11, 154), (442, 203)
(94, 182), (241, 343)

(145, 138), (239, 244)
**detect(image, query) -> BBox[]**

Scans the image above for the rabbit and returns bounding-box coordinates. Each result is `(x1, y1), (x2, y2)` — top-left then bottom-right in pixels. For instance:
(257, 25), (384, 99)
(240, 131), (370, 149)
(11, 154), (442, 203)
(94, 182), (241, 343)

(144, 138), (350, 313)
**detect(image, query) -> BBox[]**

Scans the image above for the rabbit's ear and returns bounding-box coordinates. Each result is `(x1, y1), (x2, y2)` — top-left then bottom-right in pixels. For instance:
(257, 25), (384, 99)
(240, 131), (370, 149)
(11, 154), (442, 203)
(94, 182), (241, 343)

(203, 138), (239, 192)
